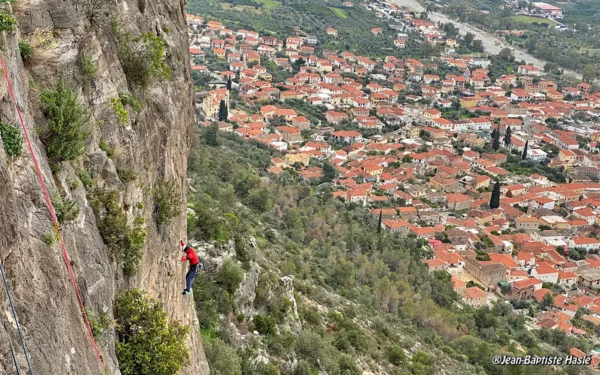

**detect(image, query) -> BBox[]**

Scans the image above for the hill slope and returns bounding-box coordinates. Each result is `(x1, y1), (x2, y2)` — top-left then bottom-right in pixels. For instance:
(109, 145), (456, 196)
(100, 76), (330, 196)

(186, 129), (596, 375)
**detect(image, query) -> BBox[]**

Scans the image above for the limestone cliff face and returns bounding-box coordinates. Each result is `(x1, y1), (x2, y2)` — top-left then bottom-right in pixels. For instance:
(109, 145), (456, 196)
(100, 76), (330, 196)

(0, 0), (208, 374)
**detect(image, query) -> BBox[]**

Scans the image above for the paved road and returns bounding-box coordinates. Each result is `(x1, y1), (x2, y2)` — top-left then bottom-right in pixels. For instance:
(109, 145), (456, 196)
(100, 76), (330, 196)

(389, 0), (582, 79)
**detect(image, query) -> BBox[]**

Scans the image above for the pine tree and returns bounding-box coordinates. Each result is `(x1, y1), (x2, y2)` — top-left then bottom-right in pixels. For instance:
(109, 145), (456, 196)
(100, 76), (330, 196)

(490, 181), (501, 209)
(377, 210), (383, 234)
(226, 78), (232, 90)
(218, 100), (228, 121)
(522, 140), (528, 160)
(492, 125), (500, 151)
(504, 126), (512, 147)
(204, 122), (219, 147)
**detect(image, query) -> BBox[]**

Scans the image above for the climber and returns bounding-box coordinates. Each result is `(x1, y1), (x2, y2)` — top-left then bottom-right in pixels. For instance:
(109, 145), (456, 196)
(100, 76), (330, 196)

(180, 241), (202, 295)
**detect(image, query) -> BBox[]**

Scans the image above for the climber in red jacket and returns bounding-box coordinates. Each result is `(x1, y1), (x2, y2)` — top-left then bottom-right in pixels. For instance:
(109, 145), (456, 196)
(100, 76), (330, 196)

(180, 241), (202, 295)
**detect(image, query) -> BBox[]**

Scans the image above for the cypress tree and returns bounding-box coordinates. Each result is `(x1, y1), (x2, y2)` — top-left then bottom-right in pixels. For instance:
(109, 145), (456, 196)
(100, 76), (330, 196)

(490, 181), (501, 209)
(504, 126), (512, 147)
(226, 78), (232, 90)
(218, 99), (228, 121)
(522, 140), (528, 160)
(492, 125), (500, 151)
(377, 210), (383, 234)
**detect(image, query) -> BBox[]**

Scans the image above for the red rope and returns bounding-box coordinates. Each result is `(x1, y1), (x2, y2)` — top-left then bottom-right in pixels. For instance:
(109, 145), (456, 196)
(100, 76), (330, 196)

(0, 54), (105, 371)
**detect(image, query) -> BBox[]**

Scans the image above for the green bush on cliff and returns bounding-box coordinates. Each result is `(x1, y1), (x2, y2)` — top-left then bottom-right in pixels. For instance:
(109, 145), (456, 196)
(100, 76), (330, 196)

(202, 336), (242, 375)
(0, 10), (16, 32)
(217, 258), (244, 294)
(153, 180), (181, 226)
(253, 314), (276, 336)
(0, 122), (23, 158)
(110, 96), (129, 126)
(18, 40), (33, 61)
(114, 289), (189, 375)
(51, 192), (79, 224)
(111, 20), (172, 86)
(89, 188), (147, 276)
(86, 308), (112, 339)
(40, 80), (90, 167)
(80, 52), (98, 81)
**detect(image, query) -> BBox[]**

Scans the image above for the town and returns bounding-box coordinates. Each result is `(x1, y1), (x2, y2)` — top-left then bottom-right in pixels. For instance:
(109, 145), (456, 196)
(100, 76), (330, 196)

(187, 0), (600, 368)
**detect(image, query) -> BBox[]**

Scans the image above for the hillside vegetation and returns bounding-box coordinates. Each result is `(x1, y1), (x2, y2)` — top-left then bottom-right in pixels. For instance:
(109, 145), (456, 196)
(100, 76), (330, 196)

(186, 129), (595, 375)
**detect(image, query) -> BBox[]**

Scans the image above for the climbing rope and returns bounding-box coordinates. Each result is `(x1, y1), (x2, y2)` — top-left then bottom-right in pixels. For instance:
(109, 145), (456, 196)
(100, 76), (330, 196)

(0, 264), (31, 374)
(3, 319), (22, 375)
(0, 54), (105, 371)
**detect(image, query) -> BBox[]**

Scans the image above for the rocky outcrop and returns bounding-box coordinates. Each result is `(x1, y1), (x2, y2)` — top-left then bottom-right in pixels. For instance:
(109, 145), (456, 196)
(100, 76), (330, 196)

(278, 275), (298, 320)
(0, 0), (208, 374)
(235, 262), (260, 318)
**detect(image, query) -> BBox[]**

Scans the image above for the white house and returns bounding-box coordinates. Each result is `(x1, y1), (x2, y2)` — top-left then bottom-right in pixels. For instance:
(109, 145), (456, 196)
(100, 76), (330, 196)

(569, 237), (600, 251)
(530, 265), (559, 284)
(527, 148), (547, 161)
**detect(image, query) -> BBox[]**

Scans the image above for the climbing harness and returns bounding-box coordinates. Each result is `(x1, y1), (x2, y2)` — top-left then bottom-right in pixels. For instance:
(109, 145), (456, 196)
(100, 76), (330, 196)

(0, 54), (104, 371)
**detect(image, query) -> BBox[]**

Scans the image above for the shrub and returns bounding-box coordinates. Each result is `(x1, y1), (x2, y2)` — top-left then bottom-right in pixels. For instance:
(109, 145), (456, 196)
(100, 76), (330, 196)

(122, 217), (147, 276)
(386, 345), (408, 365)
(217, 258), (244, 294)
(295, 331), (327, 366)
(80, 52), (98, 81)
(266, 334), (296, 357)
(42, 232), (56, 246)
(110, 97), (128, 126)
(41, 80), (90, 166)
(18, 40), (33, 61)
(338, 354), (361, 375)
(154, 180), (181, 226)
(202, 337), (242, 375)
(0, 10), (16, 32)
(255, 271), (292, 322)
(110, 93), (141, 126)
(119, 93), (141, 112)
(332, 330), (352, 353)
(66, 178), (80, 190)
(193, 274), (232, 328)
(253, 314), (276, 336)
(117, 166), (137, 183)
(234, 229), (255, 265)
(293, 361), (319, 375)
(111, 20), (172, 86)
(114, 289), (189, 375)
(300, 304), (322, 326)
(89, 189), (147, 275)
(77, 170), (93, 188)
(412, 351), (433, 366)
(98, 140), (114, 158)
(0, 122), (23, 158)
(86, 308), (112, 339)
(51, 192), (79, 224)
(249, 362), (280, 375)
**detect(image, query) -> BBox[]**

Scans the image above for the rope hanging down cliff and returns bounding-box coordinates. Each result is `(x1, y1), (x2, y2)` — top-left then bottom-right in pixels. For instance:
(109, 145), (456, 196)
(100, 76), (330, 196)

(3, 320), (22, 375)
(0, 54), (105, 372)
(1, 264), (31, 375)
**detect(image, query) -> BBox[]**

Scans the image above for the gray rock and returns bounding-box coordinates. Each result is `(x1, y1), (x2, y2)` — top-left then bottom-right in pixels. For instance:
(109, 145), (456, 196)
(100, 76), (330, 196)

(0, 0), (209, 374)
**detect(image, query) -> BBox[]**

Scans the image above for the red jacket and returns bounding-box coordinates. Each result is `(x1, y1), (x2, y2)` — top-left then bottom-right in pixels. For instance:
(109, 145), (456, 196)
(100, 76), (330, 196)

(181, 242), (199, 266)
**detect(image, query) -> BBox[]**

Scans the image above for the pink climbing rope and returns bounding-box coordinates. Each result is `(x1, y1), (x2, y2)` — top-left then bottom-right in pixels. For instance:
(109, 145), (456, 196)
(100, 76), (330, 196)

(0, 54), (105, 371)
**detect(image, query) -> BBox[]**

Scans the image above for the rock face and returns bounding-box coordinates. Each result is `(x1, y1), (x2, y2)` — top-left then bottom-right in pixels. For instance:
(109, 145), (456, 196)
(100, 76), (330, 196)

(0, 0), (208, 374)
